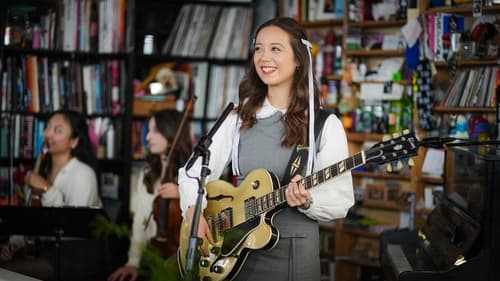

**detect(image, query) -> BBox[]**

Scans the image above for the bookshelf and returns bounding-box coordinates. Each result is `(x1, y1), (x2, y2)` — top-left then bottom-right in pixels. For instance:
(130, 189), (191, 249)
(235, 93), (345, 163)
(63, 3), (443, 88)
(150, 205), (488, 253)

(414, 0), (500, 240)
(0, 0), (131, 209)
(0, 0), (265, 267)
(281, 1), (500, 280)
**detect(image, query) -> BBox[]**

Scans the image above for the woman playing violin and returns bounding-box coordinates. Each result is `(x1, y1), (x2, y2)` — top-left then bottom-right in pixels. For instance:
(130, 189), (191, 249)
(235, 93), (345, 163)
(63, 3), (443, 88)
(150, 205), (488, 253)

(108, 109), (192, 281)
(0, 109), (102, 280)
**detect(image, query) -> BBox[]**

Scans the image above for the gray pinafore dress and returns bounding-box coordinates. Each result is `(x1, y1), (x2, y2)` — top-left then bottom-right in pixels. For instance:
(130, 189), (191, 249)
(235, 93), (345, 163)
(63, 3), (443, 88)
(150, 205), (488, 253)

(233, 111), (320, 281)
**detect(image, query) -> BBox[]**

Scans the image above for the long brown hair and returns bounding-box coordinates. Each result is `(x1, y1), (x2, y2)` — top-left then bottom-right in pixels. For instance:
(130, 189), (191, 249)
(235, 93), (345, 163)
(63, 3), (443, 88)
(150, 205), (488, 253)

(143, 109), (192, 194)
(237, 17), (321, 147)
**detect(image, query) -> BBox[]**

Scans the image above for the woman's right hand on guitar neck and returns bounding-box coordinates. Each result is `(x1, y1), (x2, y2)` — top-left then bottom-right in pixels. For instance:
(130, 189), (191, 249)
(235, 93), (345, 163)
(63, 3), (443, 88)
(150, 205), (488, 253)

(186, 206), (215, 257)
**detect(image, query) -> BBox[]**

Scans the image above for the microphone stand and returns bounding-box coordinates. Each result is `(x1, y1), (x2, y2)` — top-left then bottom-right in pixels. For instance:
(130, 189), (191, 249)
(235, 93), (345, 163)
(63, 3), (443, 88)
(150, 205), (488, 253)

(184, 102), (234, 281)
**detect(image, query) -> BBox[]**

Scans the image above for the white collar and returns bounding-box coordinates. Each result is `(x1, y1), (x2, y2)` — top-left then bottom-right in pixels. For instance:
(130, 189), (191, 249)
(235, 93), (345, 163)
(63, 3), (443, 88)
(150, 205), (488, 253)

(256, 97), (287, 119)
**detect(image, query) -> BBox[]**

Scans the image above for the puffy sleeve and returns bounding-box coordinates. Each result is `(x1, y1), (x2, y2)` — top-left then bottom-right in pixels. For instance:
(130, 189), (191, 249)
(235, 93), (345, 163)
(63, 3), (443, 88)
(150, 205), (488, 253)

(127, 170), (156, 267)
(178, 113), (239, 217)
(298, 114), (355, 221)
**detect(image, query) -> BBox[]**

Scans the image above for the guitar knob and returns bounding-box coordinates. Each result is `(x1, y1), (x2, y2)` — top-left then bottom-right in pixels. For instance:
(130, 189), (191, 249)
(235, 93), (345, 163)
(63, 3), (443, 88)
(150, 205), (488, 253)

(213, 265), (224, 274)
(210, 247), (220, 255)
(252, 180), (259, 189)
(200, 259), (209, 267)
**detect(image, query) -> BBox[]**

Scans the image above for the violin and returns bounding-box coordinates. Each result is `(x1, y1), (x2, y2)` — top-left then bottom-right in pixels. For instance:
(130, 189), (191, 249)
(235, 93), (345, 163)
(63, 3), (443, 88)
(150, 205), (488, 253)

(150, 191), (182, 258)
(149, 97), (195, 258)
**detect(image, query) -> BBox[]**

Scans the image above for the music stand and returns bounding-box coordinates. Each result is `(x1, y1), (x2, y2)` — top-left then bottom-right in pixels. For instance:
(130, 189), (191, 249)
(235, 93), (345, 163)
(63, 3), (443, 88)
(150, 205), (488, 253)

(0, 206), (108, 281)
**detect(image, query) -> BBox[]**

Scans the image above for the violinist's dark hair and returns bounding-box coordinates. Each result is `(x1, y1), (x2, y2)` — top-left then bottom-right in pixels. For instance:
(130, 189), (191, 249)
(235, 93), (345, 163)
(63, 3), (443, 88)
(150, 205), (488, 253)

(143, 109), (192, 194)
(40, 109), (99, 181)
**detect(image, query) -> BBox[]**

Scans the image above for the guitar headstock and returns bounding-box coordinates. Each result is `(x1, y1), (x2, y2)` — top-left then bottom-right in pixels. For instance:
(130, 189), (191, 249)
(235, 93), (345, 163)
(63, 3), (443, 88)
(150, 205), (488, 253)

(365, 130), (419, 165)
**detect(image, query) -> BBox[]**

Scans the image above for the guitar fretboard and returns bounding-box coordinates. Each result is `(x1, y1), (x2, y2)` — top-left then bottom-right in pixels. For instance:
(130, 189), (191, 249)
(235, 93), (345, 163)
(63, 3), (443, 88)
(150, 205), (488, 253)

(246, 151), (366, 219)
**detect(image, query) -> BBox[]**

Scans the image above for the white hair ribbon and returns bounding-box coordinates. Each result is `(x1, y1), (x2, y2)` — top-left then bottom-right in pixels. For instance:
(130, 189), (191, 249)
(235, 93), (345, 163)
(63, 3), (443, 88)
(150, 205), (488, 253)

(301, 38), (316, 176)
(231, 117), (242, 176)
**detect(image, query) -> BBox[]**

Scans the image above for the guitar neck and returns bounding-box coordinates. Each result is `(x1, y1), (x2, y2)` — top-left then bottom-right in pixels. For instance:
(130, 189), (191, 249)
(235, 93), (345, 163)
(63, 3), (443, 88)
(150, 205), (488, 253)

(302, 151), (365, 190)
(252, 151), (365, 215)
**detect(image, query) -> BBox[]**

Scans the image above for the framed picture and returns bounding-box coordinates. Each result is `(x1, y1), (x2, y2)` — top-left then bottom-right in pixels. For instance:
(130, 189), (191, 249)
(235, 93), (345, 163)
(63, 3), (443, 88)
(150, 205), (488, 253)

(316, 0), (342, 20)
(386, 184), (402, 202)
(365, 184), (385, 202)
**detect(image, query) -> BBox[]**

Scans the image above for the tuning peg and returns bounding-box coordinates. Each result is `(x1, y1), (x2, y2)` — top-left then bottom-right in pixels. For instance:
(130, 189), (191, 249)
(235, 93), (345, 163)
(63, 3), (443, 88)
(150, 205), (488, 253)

(382, 134), (391, 141)
(407, 158), (414, 167)
(403, 129), (410, 135)
(392, 132), (400, 139)
(396, 160), (404, 170)
(386, 163), (393, 172)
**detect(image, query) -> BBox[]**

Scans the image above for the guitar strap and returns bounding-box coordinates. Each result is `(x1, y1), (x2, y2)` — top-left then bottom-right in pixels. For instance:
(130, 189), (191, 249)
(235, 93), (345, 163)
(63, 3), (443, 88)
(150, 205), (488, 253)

(281, 108), (334, 185)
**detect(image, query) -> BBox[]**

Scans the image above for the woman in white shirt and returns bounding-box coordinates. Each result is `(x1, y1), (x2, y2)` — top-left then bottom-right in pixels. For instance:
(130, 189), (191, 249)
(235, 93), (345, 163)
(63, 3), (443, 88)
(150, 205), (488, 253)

(108, 109), (192, 281)
(0, 109), (102, 280)
(27, 110), (102, 207)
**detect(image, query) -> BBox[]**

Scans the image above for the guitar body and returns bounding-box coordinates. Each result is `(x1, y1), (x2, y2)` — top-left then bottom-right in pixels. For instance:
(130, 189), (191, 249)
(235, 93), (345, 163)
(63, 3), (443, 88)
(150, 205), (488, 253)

(178, 169), (282, 281)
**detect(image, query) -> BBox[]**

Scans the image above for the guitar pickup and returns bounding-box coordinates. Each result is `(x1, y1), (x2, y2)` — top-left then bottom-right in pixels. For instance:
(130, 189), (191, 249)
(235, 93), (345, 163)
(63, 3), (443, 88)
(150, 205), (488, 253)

(216, 208), (233, 231)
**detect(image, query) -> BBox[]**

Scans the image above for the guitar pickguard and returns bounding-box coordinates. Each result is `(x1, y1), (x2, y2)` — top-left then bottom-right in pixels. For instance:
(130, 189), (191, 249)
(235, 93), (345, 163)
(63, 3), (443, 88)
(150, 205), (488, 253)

(220, 217), (260, 256)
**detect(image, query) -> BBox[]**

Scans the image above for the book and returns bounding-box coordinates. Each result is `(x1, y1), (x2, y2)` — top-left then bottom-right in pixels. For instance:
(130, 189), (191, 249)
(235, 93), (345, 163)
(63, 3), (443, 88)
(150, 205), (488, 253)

(191, 62), (209, 119)
(22, 115), (34, 159)
(0, 114), (10, 158)
(441, 13), (464, 61)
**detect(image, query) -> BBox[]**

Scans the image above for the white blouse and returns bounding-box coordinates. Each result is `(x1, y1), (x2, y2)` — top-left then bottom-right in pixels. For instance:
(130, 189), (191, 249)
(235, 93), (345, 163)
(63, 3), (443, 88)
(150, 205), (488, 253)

(41, 158), (102, 208)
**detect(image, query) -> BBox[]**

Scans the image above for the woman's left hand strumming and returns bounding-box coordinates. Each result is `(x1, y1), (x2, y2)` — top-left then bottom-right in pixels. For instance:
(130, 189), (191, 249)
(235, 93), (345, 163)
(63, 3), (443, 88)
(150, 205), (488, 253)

(285, 175), (312, 209)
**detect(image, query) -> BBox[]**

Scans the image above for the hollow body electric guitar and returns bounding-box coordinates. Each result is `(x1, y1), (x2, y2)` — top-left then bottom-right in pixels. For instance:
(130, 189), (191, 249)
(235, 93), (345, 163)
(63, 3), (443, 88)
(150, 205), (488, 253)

(178, 131), (419, 281)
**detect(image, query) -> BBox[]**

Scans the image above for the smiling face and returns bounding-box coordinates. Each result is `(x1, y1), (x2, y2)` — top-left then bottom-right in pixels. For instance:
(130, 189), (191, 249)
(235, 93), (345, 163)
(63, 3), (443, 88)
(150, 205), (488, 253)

(146, 117), (168, 155)
(43, 113), (78, 156)
(253, 25), (298, 92)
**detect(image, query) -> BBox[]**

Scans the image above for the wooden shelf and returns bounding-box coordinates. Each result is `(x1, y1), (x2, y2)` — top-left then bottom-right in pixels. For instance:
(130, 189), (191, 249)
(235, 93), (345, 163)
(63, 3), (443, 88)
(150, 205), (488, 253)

(342, 227), (381, 238)
(352, 171), (411, 181)
(336, 255), (381, 268)
(425, 4), (500, 15)
(320, 224), (337, 232)
(434, 58), (500, 67)
(346, 132), (383, 142)
(348, 19), (406, 28)
(351, 80), (412, 85)
(433, 106), (497, 113)
(3, 46), (129, 59)
(300, 18), (343, 28)
(421, 176), (444, 184)
(416, 208), (434, 215)
(345, 49), (406, 57)
(363, 200), (409, 211)
(320, 251), (335, 258)
(324, 74), (344, 81)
